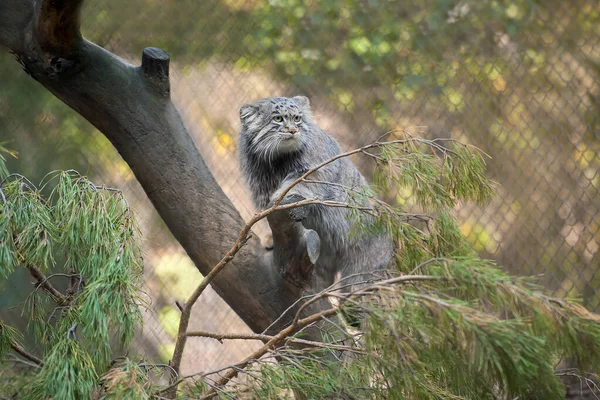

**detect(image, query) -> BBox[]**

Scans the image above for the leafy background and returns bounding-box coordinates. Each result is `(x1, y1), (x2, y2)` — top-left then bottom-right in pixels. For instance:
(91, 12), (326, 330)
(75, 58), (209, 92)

(0, 0), (598, 376)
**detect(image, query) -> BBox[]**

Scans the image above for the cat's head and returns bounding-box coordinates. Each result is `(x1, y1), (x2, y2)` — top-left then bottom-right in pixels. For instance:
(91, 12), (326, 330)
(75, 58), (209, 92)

(239, 96), (313, 161)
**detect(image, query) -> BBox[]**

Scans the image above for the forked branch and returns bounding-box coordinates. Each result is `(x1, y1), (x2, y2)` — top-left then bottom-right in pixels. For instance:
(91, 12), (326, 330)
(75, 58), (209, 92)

(26, 264), (68, 305)
(35, 0), (84, 57)
(10, 342), (44, 367)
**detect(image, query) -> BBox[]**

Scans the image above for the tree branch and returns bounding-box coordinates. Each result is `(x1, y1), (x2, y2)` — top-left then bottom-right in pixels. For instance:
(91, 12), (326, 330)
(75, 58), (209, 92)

(187, 330), (271, 341)
(197, 273), (444, 398)
(186, 330), (364, 353)
(0, 0), (309, 338)
(10, 342), (43, 367)
(167, 193), (326, 396)
(26, 264), (68, 305)
(35, 0), (84, 57)
(199, 307), (339, 399)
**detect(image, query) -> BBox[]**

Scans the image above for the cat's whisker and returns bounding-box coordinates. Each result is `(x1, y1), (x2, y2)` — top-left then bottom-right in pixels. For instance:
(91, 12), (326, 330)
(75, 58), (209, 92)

(268, 137), (279, 166)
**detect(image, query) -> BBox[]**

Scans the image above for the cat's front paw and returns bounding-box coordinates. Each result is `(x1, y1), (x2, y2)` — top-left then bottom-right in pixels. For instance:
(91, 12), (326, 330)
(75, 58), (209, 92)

(281, 193), (309, 222)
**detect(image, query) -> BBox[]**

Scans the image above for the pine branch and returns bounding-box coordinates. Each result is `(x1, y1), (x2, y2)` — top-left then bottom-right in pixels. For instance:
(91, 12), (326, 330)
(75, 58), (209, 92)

(199, 307), (339, 399)
(26, 264), (67, 305)
(195, 273), (445, 398)
(10, 342), (43, 367)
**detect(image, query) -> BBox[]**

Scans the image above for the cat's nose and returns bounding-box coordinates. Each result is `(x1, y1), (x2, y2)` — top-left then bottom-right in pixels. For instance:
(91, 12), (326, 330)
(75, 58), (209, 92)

(287, 128), (298, 134)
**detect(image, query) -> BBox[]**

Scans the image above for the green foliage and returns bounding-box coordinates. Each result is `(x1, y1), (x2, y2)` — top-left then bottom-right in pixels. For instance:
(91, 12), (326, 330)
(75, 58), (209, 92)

(1, 132), (600, 398)
(0, 322), (21, 362)
(237, 263), (600, 399)
(0, 144), (15, 180)
(0, 204), (15, 279)
(374, 139), (496, 211)
(4, 180), (55, 272)
(23, 339), (98, 400)
(0, 153), (145, 398)
(0, 144), (18, 278)
(209, 139), (600, 399)
(251, 356), (370, 400)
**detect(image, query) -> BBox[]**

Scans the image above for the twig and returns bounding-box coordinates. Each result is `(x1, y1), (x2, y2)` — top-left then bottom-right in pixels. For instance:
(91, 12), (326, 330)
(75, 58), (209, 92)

(261, 269), (389, 335)
(409, 257), (451, 275)
(157, 355), (282, 396)
(7, 353), (41, 369)
(0, 187), (7, 207)
(10, 342), (43, 367)
(26, 265), (68, 305)
(185, 330), (365, 354)
(140, 363), (179, 380)
(271, 135), (466, 208)
(0, 173), (37, 191)
(186, 331), (270, 342)
(199, 307), (339, 399)
(46, 306), (70, 324)
(203, 355), (281, 379)
(66, 323), (78, 340)
(291, 274), (443, 327)
(556, 371), (600, 399)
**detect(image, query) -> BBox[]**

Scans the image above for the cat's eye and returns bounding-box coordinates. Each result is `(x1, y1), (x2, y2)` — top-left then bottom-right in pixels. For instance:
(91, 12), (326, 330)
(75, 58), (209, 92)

(293, 115), (302, 123)
(273, 115), (283, 123)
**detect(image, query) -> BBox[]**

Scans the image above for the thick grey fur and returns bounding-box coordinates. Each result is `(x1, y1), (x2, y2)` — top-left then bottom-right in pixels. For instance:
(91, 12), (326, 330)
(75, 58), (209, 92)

(238, 96), (393, 290)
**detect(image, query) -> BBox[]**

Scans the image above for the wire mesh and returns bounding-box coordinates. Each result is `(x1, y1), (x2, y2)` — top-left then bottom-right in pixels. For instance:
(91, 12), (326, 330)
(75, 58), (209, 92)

(0, 0), (598, 378)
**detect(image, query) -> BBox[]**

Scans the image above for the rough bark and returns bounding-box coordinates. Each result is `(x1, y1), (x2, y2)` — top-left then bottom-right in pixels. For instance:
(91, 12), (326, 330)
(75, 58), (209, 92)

(0, 0), (316, 335)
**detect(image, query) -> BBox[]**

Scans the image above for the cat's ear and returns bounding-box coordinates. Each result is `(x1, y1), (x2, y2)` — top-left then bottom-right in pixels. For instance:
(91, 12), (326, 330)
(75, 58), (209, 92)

(239, 103), (258, 127)
(293, 96), (311, 112)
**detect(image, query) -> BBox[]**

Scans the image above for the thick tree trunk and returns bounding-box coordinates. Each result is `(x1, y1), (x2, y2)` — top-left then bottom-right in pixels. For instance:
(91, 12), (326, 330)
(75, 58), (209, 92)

(0, 0), (316, 335)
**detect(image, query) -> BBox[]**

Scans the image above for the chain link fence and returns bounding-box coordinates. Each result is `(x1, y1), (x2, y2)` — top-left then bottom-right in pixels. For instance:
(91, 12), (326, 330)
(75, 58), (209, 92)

(1, 0), (599, 377)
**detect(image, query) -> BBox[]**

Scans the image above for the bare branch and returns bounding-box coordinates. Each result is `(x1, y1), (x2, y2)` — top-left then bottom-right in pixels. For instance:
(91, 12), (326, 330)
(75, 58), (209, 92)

(10, 342), (43, 367)
(199, 307), (339, 399)
(186, 331), (271, 341)
(186, 330), (365, 354)
(7, 353), (42, 369)
(26, 264), (68, 305)
(167, 192), (326, 393)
